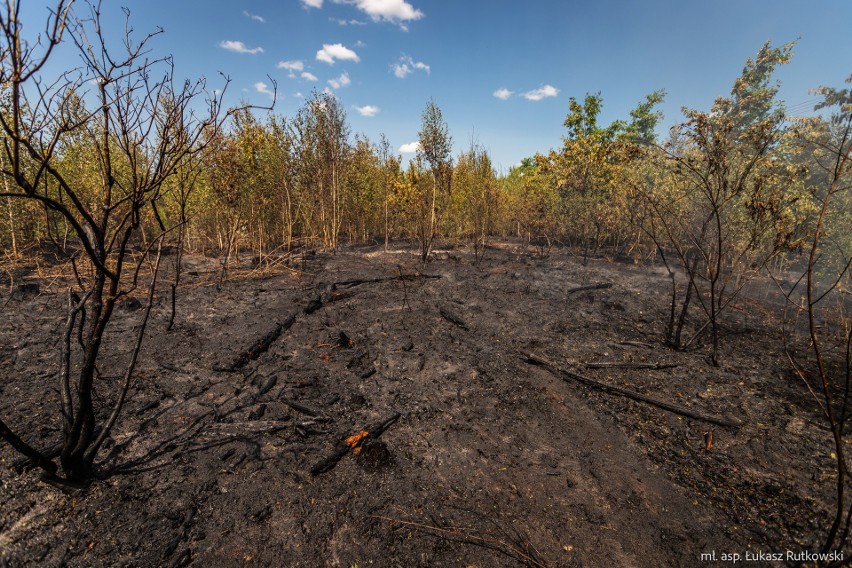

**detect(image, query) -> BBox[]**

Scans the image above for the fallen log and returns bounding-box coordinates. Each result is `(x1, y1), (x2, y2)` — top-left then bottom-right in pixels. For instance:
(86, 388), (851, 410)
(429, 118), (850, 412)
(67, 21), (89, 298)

(566, 282), (612, 295)
(248, 404), (267, 420)
(162, 506), (196, 561)
(207, 420), (292, 435)
(256, 375), (278, 396)
(281, 398), (323, 417)
(169, 549), (192, 568)
(585, 361), (678, 370)
(616, 341), (656, 349)
(304, 287), (352, 315)
(521, 352), (742, 428)
(218, 314), (296, 372)
(137, 398), (162, 414)
(335, 272), (441, 289)
(439, 306), (469, 330)
(311, 413), (401, 476)
(304, 294), (323, 314)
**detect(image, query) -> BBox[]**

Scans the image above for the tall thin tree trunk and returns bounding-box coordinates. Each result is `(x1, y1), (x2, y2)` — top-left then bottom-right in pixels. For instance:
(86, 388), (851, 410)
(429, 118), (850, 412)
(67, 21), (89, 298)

(5, 196), (16, 258)
(283, 181), (293, 255)
(384, 184), (389, 251)
(1, 151), (18, 258)
(674, 255), (700, 349)
(167, 201), (186, 331)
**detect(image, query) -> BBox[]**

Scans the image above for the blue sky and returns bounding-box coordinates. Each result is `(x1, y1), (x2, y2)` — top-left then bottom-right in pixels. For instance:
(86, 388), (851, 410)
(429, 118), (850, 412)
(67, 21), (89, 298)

(17, 0), (852, 171)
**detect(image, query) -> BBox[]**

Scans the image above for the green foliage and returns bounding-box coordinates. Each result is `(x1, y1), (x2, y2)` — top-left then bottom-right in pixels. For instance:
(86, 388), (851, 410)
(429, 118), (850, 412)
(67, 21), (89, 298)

(290, 90), (350, 249)
(623, 89), (666, 144)
(563, 93), (620, 144)
(555, 91), (665, 256)
(781, 73), (852, 558)
(415, 99), (453, 261)
(451, 144), (499, 259)
(639, 41), (806, 363)
(344, 135), (384, 242)
(418, 100), (453, 174)
(796, 75), (852, 284)
(2, 30), (843, 309)
(499, 154), (560, 251)
(729, 41), (795, 127)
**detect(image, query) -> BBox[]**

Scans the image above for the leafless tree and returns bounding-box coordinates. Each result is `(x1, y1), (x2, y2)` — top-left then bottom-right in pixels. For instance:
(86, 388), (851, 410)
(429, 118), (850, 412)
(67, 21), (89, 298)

(0, 0), (247, 483)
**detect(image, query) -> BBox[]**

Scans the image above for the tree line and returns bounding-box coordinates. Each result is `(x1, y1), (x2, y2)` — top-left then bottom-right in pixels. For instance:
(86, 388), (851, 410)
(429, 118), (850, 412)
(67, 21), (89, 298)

(4, 45), (848, 297)
(1, 88), (501, 267)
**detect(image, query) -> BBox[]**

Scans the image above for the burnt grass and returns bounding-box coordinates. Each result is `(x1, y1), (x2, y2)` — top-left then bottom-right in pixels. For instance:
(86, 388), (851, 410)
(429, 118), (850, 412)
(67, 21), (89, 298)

(0, 241), (845, 567)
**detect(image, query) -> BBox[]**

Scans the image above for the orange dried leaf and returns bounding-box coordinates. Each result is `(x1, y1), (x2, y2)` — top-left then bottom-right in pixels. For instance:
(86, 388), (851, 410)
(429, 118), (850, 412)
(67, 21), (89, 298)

(346, 430), (369, 448)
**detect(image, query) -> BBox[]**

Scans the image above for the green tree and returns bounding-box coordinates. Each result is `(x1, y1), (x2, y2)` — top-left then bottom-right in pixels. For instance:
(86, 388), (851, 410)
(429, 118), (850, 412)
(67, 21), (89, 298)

(452, 144), (499, 261)
(344, 134), (383, 242)
(159, 105), (207, 330)
(641, 41), (804, 364)
(555, 91), (665, 260)
(622, 89), (666, 144)
(417, 99), (453, 262)
(265, 114), (297, 255)
(502, 154), (560, 254)
(377, 133), (398, 249)
(291, 90), (350, 250)
(204, 123), (247, 285)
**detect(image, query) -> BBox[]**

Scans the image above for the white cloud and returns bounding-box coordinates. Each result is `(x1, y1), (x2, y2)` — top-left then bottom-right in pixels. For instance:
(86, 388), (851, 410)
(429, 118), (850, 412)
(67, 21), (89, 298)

(327, 71), (351, 89)
(523, 84), (559, 101)
(316, 43), (360, 65)
(391, 63), (409, 79)
(493, 88), (514, 101)
(335, 0), (424, 29)
(392, 55), (429, 79)
(301, 71), (318, 81)
(294, 92), (305, 99)
(255, 81), (275, 100)
(243, 10), (265, 23)
(220, 40), (264, 55)
(399, 141), (421, 154)
(354, 104), (379, 117)
(332, 17), (366, 26)
(301, 0), (323, 8)
(278, 60), (305, 72)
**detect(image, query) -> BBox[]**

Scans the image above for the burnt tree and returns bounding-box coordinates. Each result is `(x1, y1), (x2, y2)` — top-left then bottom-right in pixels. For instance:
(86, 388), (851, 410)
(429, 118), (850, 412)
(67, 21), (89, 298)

(0, 0), (233, 483)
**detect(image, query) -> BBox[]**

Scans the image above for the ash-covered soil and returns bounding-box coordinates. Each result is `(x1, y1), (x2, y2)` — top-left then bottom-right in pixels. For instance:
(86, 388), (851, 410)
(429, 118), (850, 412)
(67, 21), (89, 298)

(0, 242), (844, 567)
